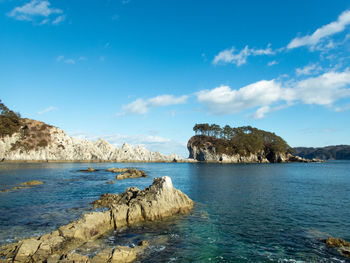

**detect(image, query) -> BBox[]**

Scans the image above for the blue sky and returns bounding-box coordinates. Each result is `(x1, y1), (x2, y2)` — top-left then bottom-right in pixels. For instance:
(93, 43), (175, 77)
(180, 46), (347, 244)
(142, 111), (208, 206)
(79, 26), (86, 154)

(1, 0), (350, 157)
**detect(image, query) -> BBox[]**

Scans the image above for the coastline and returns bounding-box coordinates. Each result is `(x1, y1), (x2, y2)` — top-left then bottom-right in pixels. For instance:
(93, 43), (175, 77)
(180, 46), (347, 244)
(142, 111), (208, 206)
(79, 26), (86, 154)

(0, 159), (198, 163)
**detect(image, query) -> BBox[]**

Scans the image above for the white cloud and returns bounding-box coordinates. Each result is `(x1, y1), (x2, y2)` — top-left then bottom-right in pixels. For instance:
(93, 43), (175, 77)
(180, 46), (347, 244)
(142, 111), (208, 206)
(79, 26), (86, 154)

(254, 106), (271, 119)
(288, 9), (350, 49)
(121, 94), (188, 115)
(296, 70), (350, 105)
(296, 63), (322, 76)
(38, 106), (58, 115)
(8, 0), (64, 24)
(52, 14), (65, 24)
(267, 60), (278, 66)
(196, 80), (290, 115)
(213, 45), (275, 66)
(196, 70), (350, 118)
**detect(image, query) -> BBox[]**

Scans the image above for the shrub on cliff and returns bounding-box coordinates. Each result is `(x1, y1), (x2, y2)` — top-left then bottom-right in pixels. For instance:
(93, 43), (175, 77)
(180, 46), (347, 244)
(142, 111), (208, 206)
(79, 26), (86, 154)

(0, 100), (22, 138)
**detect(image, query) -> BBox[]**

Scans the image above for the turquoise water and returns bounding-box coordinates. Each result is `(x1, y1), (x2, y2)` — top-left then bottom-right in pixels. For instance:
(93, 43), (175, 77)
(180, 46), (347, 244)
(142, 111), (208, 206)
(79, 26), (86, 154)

(0, 161), (350, 262)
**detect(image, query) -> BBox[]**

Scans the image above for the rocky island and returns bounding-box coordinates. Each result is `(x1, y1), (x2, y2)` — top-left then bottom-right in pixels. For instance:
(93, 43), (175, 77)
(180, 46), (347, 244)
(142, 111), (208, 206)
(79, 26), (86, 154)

(0, 176), (194, 262)
(188, 124), (322, 163)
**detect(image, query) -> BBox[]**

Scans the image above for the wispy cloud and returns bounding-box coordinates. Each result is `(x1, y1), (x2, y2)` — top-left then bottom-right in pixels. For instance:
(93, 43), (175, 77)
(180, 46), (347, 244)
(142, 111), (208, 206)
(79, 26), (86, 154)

(295, 63), (322, 76)
(52, 14), (65, 25)
(267, 60), (278, 66)
(120, 94), (188, 115)
(196, 70), (350, 118)
(56, 55), (87, 64)
(213, 45), (275, 66)
(38, 106), (58, 115)
(287, 9), (350, 50)
(7, 0), (65, 25)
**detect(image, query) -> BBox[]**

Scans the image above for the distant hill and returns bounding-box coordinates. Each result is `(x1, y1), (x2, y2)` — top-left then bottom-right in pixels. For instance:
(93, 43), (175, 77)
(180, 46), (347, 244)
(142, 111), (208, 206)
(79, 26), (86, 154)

(293, 145), (350, 160)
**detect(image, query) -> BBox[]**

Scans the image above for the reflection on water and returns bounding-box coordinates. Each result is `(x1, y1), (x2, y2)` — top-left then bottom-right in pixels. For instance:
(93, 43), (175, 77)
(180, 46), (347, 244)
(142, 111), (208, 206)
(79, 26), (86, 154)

(0, 161), (350, 262)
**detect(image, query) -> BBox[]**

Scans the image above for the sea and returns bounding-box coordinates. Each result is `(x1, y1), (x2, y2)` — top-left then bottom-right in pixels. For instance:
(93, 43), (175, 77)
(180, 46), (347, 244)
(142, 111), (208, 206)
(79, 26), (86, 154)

(0, 161), (349, 262)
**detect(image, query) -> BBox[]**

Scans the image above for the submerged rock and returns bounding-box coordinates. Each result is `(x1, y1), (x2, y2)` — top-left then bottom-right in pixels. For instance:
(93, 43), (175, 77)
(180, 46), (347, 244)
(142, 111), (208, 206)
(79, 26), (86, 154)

(106, 167), (146, 180)
(0, 181), (43, 193)
(78, 167), (99, 172)
(106, 181), (115, 184)
(0, 176), (193, 262)
(0, 186), (30, 193)
(19, 180), (44, 186)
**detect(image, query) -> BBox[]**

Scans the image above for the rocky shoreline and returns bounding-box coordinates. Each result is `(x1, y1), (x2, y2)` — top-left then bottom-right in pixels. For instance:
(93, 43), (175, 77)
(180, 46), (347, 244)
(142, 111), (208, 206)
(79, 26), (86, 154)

(0, 176), (194, 262)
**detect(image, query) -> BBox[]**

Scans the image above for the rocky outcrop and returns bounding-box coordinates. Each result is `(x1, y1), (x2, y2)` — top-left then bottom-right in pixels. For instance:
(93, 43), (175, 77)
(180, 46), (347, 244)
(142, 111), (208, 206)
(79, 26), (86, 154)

(106, 167), (146, 180)
(0, 180), (44, 193)
(0, 119), (183, 162)
(324, 237), (350, 258)
(19, 180), (43, 186)
(187, 136), (323, 163)
(0, 176), (193, 262)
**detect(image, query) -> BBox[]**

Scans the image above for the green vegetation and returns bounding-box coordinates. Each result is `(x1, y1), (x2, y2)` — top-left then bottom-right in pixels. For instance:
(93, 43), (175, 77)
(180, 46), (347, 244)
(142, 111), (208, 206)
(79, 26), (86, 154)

(0, 99), (22, 137)
(191, 123), (291, 156)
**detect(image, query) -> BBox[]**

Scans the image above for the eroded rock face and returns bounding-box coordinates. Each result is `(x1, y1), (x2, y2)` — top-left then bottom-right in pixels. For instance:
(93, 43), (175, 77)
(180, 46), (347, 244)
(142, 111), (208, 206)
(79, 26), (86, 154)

(0, 119), (183, 162)
(0, 176), (193, 262)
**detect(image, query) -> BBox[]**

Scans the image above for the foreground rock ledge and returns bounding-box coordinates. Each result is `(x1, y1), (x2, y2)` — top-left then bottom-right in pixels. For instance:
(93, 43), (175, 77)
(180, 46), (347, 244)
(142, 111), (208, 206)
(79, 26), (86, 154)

(0, 176), (194, 262)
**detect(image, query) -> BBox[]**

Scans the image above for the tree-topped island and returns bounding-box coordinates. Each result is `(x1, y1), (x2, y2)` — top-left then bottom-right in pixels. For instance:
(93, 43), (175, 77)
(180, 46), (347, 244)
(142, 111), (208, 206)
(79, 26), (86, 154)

(188, 123), (320, 163)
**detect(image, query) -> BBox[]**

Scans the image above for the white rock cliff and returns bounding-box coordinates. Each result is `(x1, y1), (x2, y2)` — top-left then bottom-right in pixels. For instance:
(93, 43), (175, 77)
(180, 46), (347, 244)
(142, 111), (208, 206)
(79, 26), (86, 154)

(0, 122), (181, 162)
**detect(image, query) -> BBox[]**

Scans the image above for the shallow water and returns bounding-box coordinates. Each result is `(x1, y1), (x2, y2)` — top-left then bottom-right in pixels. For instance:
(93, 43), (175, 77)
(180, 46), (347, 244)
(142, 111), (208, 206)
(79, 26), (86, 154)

(0, 161), (350, 262)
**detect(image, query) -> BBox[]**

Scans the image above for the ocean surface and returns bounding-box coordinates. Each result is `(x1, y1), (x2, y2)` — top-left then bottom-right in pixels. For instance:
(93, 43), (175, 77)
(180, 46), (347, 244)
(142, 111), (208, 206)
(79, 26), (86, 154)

(0, 161), (350, 262)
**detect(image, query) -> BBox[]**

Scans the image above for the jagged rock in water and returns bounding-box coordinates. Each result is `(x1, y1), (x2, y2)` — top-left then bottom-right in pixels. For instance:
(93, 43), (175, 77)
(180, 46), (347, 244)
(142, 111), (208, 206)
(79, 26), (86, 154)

(1, 181), (43, 193)
(0, 118), (183, 162)
(0, 176), (193, 262)
(19, 180), (43, 186)
(106, 167), (146, 180)
(324, 237), (350, 258)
